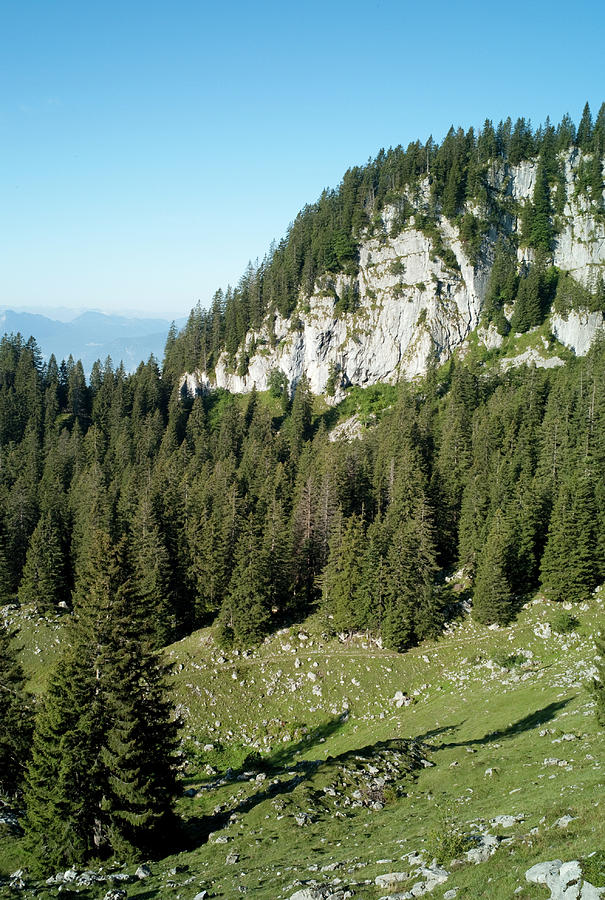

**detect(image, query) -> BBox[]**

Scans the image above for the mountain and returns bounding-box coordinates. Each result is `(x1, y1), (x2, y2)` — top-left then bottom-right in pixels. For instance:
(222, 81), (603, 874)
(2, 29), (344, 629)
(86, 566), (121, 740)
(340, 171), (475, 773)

(170, 121), (605, 399)
(1, 106), (604, 888)
(0, 309), (182, 374)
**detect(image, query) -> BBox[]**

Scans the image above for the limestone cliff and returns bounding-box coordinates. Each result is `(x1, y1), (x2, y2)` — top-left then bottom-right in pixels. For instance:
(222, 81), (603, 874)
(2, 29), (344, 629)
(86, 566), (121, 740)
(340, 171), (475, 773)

(182, 149), (605, 398)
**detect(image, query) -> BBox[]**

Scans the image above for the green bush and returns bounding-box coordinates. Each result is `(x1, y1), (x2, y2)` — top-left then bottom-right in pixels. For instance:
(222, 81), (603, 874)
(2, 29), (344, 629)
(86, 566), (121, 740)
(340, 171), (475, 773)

(389, 258), (407, 277)
(491, 651), (527, 669)
(550, 609), (579, 634)
(426, 817), (471, 864)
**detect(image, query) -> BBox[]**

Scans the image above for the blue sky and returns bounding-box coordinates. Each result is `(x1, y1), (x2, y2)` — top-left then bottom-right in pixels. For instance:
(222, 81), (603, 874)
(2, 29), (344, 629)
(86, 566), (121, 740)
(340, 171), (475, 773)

(1, 0), (603, 320)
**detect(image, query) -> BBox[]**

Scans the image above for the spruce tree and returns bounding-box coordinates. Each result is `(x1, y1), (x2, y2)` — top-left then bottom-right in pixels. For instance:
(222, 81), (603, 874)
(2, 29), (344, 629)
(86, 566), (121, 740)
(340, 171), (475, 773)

(0, 618), (32, 796)
(24, 653), (100, 871)
(130, 491), (174, 645)
(0, 535), (13, 603)
(99, 563), (179, 860)
(217, 515), (271, 646)
(18, 513), (66, 613)
(473, 509), (515, 625)
(382, 499), (438, 651)
(24, 531), (179, 871)
(482, 239), (517, 333)
(322, 513), (366, 633)
(576, 102), (593, 149)
(288, 373), (313, 456)
(259, 492), (293, 621)
(540, 472), (601, 602)
(357, 521), (388, 634)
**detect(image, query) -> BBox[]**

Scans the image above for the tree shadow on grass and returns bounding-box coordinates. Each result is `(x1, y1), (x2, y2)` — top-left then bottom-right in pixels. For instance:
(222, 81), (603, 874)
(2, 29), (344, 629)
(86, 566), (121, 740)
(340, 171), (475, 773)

(411, 722), (465, 744)
(432, 697), (574, 750)
(182, 714), (348, 791)
(263, 712), (348, 771)
(180, 735), (424, 851)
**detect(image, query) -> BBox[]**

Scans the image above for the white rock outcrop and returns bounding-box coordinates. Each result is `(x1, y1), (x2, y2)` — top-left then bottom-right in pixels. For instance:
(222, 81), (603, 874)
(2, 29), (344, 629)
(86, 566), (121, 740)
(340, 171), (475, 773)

(181, 150), (605, 398)
(551, 310), (605, 355)
(526, 859), (604, 899)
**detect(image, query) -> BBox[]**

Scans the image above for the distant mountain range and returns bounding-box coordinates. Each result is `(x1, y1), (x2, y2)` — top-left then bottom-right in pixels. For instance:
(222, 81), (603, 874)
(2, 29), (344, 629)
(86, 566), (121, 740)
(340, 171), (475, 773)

(0, 309), (186, 374)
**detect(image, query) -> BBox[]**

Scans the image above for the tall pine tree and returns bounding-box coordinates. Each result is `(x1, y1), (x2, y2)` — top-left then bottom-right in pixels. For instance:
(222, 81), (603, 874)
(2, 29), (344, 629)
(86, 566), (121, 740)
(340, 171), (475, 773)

(0, 618), (33, 795)
(24, 531), (179, 871)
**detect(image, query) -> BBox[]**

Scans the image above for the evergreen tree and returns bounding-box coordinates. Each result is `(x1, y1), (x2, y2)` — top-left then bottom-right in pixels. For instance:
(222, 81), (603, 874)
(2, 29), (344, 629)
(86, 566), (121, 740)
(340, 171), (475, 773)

(510, 258), (556, 333)
(528, 161), (554, 252)
(433, 365), (475, 562)
(217, 515), (271, 646)
(357, 521), (389, 634)
(288, 373), (313, 456)
(25, 652), (100, 871)
(473, 509), (515, 625)
(382, 499), (438, 651)
(0, 534), (13, 603)
(98, 560), (179, 860)
(540, 472), (602, 602)
(24, 531), (179, 871)
(482, 239), (517, 333)
(576, 102), (593, 149)
(258, 491), (293, 621)
(0, 619), (32, 795)
(130, 491), (175, 645)
(322, 513), (366, 633)
(18, 513), (66, 613)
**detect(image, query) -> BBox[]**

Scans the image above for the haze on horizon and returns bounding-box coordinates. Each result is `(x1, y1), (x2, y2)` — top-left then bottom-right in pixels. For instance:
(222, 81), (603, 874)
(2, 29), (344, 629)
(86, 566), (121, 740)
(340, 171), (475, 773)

(2, 0), (604, 321)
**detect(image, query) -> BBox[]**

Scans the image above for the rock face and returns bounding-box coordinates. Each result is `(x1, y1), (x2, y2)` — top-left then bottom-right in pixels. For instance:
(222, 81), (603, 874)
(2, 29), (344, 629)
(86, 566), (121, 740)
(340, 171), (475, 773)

(551, 310), (605, 355)
(525, 859), (605, 899)
(182, 150), (605, 398)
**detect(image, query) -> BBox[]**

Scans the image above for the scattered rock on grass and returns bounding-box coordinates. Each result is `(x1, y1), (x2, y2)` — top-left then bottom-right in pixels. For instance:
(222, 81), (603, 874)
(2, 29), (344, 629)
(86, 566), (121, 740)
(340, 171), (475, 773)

(525, 859), (604, 898)
(375, 872), (409, 888)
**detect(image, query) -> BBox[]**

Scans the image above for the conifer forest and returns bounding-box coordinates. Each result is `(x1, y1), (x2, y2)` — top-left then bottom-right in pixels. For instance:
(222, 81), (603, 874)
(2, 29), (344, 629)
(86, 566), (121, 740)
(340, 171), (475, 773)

(1, 105), (605, 893)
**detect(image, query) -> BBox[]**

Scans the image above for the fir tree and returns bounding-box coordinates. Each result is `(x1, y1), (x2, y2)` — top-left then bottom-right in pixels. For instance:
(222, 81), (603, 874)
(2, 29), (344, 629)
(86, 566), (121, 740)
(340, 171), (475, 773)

(473, 509), (515, 625)
(0, 619), (33, 796)
(18, 513), (66, 613)
(322, 513), (366, 633)
(540, 472), (601, 602)
(217, 515), (272, 646)
(24, 531), (179, 871)
(576, 102), (593, 149)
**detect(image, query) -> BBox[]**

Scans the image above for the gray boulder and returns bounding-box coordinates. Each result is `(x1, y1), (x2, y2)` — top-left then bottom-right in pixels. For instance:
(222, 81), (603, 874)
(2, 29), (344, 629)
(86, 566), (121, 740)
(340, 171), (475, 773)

(375, 872), (409, 888)
(525, 859), (604, 898)
(289, 890), (324, 900)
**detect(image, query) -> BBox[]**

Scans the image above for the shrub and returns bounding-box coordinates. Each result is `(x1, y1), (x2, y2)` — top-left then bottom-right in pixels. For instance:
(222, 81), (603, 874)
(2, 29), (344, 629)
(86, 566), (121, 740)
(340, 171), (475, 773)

(426, 816), (471, 864)
(491, 651), (526, 669)
(550, 610), (579, 634)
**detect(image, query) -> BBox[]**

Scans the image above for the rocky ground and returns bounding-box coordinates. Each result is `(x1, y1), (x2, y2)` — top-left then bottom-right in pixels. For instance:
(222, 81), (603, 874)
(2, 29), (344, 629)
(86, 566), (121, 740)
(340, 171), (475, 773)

(1, 586), (604, 899)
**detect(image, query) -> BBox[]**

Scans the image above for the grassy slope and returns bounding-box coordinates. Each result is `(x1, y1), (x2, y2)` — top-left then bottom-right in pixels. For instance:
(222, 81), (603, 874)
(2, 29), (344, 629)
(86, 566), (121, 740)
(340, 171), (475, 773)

(2, 588), (603, 900)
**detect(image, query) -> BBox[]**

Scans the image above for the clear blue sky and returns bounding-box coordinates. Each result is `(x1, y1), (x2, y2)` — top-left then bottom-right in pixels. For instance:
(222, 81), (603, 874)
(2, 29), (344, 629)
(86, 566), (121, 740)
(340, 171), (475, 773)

(1, 0), (603, 320)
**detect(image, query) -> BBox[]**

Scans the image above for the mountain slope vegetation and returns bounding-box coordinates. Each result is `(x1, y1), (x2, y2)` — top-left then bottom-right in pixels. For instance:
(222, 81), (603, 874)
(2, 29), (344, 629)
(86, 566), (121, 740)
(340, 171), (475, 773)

(1, 104), (604, 888)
